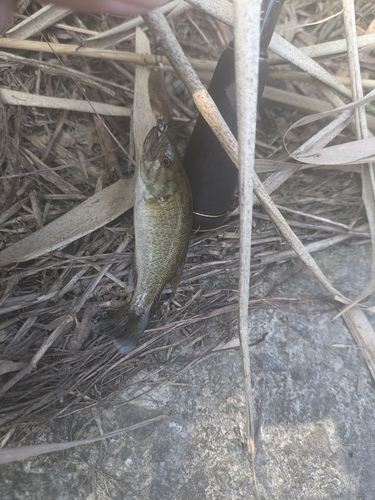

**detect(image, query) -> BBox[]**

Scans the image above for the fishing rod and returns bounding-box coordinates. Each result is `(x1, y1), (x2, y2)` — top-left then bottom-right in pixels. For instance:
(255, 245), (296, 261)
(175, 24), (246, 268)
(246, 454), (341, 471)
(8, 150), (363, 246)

(183, 0), (285, 230)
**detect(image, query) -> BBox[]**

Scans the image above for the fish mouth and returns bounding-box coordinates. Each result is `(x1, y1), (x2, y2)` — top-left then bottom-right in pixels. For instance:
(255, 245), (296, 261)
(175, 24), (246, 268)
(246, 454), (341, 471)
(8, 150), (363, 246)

(143, 126), (168, 161)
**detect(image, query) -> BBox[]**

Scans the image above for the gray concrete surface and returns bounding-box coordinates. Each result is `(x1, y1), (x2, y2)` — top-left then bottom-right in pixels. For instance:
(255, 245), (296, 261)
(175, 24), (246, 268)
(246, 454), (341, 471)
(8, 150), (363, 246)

(1, 242), (375, 499)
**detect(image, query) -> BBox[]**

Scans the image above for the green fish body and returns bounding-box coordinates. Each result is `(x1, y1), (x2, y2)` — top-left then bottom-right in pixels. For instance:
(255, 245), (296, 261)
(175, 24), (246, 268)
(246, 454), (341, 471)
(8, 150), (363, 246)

(94, 127), (192, 353)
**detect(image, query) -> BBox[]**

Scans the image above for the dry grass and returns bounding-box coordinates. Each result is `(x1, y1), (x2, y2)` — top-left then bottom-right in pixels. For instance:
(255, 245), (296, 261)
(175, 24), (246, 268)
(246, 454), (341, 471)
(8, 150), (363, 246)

(0, 0), (374, 453)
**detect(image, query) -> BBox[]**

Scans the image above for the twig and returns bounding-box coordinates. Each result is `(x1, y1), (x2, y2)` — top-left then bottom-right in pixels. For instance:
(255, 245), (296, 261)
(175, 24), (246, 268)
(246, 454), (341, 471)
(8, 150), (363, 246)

(255, 227), (369, 265)
(71, 236), (132, 315)
(0, 415), (167, 464)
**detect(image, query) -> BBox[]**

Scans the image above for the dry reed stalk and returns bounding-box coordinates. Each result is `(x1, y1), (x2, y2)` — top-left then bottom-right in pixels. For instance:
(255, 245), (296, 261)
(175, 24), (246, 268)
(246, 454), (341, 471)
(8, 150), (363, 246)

(185, 0), (233, 26)
(233, 0), (261, 493)
(268, 33), (375, 65)
(0, 415), (166, 464)
(326, 0), (375, 371)
(6, 4), (71, 39)
(0, 37), (216, 72)
(0, 88), (131, 116)
(268, 69), (375, 89)
(338, 0), (375, 313)
(82, 0), (182, 48)
(132, 27), (156, 163)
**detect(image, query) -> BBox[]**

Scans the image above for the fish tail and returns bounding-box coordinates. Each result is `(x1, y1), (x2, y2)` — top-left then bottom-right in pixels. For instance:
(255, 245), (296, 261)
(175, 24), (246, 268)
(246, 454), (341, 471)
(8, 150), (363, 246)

(93, 305), (151, 354)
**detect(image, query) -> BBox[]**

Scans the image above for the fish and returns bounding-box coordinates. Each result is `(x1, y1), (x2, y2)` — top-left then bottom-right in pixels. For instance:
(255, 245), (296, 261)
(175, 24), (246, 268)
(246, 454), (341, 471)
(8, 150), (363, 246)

(94, 126), (192, 354)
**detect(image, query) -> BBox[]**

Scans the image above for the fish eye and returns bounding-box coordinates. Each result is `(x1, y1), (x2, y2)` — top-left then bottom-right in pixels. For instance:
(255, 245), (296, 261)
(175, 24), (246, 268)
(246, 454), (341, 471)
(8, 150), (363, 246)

(162, 155), (172, 167)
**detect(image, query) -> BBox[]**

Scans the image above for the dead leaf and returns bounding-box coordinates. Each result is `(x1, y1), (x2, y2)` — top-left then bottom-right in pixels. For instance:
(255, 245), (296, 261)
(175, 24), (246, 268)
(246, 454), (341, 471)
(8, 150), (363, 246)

(295, 137), (375, 165)
(0, 178), (136, 266)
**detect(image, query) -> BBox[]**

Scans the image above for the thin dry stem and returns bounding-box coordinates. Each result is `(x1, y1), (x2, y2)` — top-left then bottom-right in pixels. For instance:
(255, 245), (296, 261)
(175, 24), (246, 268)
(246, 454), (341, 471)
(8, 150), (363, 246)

(234, 0), (261, 493)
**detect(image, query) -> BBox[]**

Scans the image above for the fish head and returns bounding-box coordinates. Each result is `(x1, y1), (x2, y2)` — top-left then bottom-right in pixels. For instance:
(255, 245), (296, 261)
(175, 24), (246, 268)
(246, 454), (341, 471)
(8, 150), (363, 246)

(140, 126), (183, 197)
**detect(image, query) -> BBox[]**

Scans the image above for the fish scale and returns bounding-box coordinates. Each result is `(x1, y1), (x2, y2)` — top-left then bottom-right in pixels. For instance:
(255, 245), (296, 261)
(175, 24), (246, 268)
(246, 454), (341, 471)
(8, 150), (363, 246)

(134, 206), (184, 308)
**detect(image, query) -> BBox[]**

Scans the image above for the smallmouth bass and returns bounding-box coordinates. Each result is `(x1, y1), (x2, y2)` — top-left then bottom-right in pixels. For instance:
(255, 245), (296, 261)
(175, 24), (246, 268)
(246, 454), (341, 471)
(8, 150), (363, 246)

(94, 126), (192, 353)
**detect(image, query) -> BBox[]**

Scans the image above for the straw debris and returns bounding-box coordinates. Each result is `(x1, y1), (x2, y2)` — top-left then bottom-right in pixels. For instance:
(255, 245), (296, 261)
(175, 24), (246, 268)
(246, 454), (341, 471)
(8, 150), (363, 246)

(0, 0), (374, 463)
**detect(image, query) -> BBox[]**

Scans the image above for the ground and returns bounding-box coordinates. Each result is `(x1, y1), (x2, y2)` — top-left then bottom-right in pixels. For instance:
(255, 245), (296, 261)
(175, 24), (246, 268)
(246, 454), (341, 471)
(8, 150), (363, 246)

(1, 2), (375, 498)
(1, 242), (374, 500)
